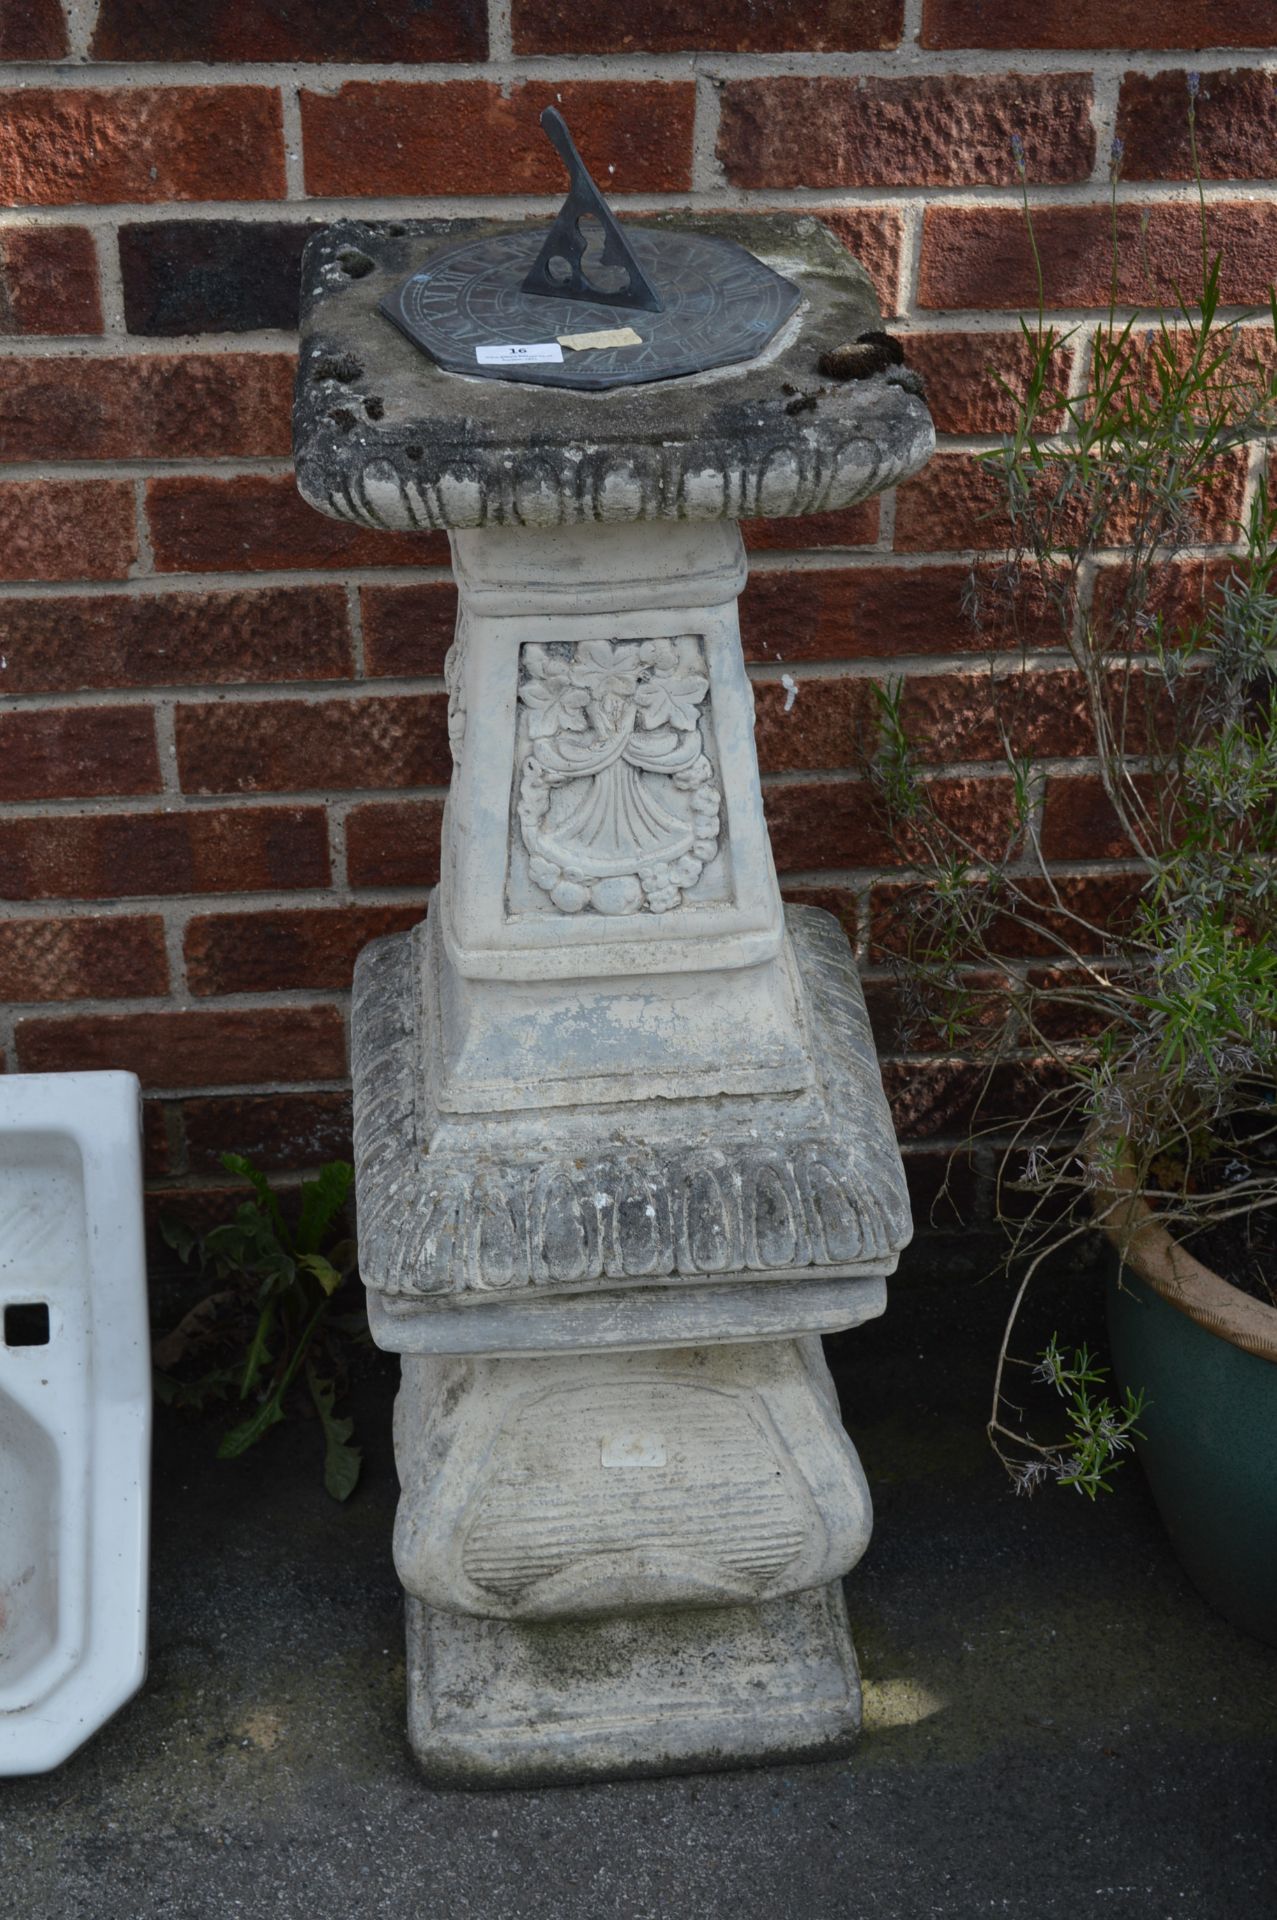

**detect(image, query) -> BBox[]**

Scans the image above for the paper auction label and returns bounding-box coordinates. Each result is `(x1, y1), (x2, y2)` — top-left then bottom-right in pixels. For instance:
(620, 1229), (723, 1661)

(475, 341), (564, 366)
(558, 326), (643, 351)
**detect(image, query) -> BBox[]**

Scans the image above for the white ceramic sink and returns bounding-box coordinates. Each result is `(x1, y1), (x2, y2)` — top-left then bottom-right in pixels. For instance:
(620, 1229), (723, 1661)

(0, 1072), (150, 1774)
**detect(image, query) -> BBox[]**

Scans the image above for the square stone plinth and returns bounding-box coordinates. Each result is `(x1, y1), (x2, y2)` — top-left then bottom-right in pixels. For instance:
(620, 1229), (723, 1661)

(405, 1581), (861, 1788)
(352, 905), (911, 1353)
(293, 214), (933, 536)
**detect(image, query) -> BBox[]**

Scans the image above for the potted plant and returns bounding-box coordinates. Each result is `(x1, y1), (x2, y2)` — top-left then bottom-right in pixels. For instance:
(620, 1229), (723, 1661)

(869, 121), (1277, 1640)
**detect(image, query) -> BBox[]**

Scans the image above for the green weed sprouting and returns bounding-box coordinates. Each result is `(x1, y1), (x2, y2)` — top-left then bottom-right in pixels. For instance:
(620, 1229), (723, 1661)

(1014, 1340), (1146, 1499)
(156, 1155), (364, 1500)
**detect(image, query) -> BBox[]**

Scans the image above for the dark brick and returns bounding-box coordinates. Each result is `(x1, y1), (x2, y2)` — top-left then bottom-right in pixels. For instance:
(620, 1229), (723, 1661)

(894, 449), (1247, 553)
(1041, 773), (1151, 861)
(718, 73), (1094, 188)
(0, 229), (101, 336)
(175, 694), (452, 795)
(148, 476), (447, 574)
(0, 915), (168, 1002)
(142, 1101), (173, 1178)
(869, 873), (1146, 962)
(0, 482), (135, 584)
(0, 806), (330, 903)
(862, 968), (1014, 1058)
(0, 0), (67, 56)
(1117, 69), (1277, 181)
(0, 586), (350, 693)
(361, 583), (459, 677)
(741, 566), (1042, 664)
(345, 799), (444, 889)
(182, 1090), (354, 1173)
(897, 667), (1092, 762)
(16, 1005), (347, 1090)
(0, 354), (293, 461)
(301, 81), (695, 197)
(900, 330), (1071, 435)
(0, 707), (159, 804)
(741, 502), (879, 552)
(814, 210), (904, 320)
(778, 883), (859, 949)
(922, 1), (1277, 48)
(753, 676), (875, 774)
(93, 0), (486, 60)
(0, 88), (285, 207)
(185, 904), (423, 994)
(763, 774), (1016, 870)
(880, 1058), (1055, 1142)
(919, 202), (1277, 311)
(513, 0), (903, 52)
(120, 220), (315, 336)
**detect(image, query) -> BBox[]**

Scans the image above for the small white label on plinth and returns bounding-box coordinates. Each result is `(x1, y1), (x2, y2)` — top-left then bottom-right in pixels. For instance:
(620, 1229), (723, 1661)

(475, 342), (564, 366)
(601, 1430), (667, 1469)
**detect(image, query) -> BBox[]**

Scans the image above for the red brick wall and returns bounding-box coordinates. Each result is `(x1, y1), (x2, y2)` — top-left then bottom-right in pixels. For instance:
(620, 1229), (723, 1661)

(1, 2), (1272, 1235)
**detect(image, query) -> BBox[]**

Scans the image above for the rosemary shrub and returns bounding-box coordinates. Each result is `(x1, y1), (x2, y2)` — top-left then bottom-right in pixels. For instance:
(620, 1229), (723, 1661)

(872, 103), (1277, 1495)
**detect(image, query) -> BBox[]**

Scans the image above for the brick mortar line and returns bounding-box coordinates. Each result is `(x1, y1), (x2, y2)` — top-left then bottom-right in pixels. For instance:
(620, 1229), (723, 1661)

(3, 676), (447, 711)
(0, 847), (1145, 932)
(0, 564), (454, 592)
(0, 652), (1154, 712)
(0, 537), (1257, 596)
(129, 473), (152, 577)
(279, 82), (306, 201)
(0, 885), (433, 920)
(777, 856), (1147, 884)
(0, 753), (1112, 821)
(0, 329), (300, 354)
(12, 985), (353, 1015)
(94, 217), (127, 330)
(2, 50), (1273, 84)
(162, 909), (188, 1001)
(0, 787), (450, 815)
(897, 198), (925, 318)
(0, 457), (298, 477)
(3, 180), (1277, 232)
(691, 68), (726, 198)
(1090, 66), (1125, 183)
(747, 652), (1099, 680)
(759, 756), (1101, 785)
(489, 0), (514, 64)
(61, 2), (100, 63)
(345, 581), (368, 677)
(65, 1078), (353, 1103)
(152, 697), (179, 795)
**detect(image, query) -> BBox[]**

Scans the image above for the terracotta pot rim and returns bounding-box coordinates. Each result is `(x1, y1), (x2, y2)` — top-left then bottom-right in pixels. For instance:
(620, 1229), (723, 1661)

(1092, 1141), (1277, 1365)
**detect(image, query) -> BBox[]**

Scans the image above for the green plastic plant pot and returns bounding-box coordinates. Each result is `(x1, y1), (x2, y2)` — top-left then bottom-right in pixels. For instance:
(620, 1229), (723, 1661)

(1108, 1265), (1277, 1646)
(1096, 1143), (1277, 1647)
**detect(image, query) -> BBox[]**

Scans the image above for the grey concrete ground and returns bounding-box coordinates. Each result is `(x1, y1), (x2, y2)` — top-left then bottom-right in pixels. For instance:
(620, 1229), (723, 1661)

(3, 1256), (1275, 1920)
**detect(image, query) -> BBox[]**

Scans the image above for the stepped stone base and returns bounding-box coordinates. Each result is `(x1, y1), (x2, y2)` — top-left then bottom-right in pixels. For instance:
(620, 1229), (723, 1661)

(405, 1582), (861, 1789)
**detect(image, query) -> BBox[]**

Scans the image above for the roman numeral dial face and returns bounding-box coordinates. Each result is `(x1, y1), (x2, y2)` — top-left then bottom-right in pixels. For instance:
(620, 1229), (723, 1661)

(381, 227), (801, 392)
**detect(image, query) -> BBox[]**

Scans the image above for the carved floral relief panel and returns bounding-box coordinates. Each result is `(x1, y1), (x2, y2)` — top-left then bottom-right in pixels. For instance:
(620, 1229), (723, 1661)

(507, 635), (728, 917)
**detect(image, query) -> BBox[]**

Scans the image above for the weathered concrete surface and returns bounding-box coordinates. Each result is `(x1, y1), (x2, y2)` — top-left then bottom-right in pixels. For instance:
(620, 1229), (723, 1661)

(293, 214), (934, 534)
(2, 1261), (1275, 1919)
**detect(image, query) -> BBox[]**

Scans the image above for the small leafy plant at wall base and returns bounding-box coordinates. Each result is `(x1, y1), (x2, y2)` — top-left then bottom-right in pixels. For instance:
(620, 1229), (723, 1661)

(155, 1155), (365, 1500)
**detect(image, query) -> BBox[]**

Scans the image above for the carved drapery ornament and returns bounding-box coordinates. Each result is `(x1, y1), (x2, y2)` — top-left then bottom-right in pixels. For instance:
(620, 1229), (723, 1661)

(515, 636), (721, 915)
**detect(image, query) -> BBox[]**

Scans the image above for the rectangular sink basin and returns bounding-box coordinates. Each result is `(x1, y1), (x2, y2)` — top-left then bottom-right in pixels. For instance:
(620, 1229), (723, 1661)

(0, 1072), (150, 1775)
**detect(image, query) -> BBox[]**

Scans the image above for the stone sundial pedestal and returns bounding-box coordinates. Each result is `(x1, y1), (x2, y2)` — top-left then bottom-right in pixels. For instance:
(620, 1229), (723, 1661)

(294, 161), (933, 1784)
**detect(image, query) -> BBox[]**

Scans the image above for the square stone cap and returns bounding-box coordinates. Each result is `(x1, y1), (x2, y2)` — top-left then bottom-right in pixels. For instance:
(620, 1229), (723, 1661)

(293, 213), (934, 534)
